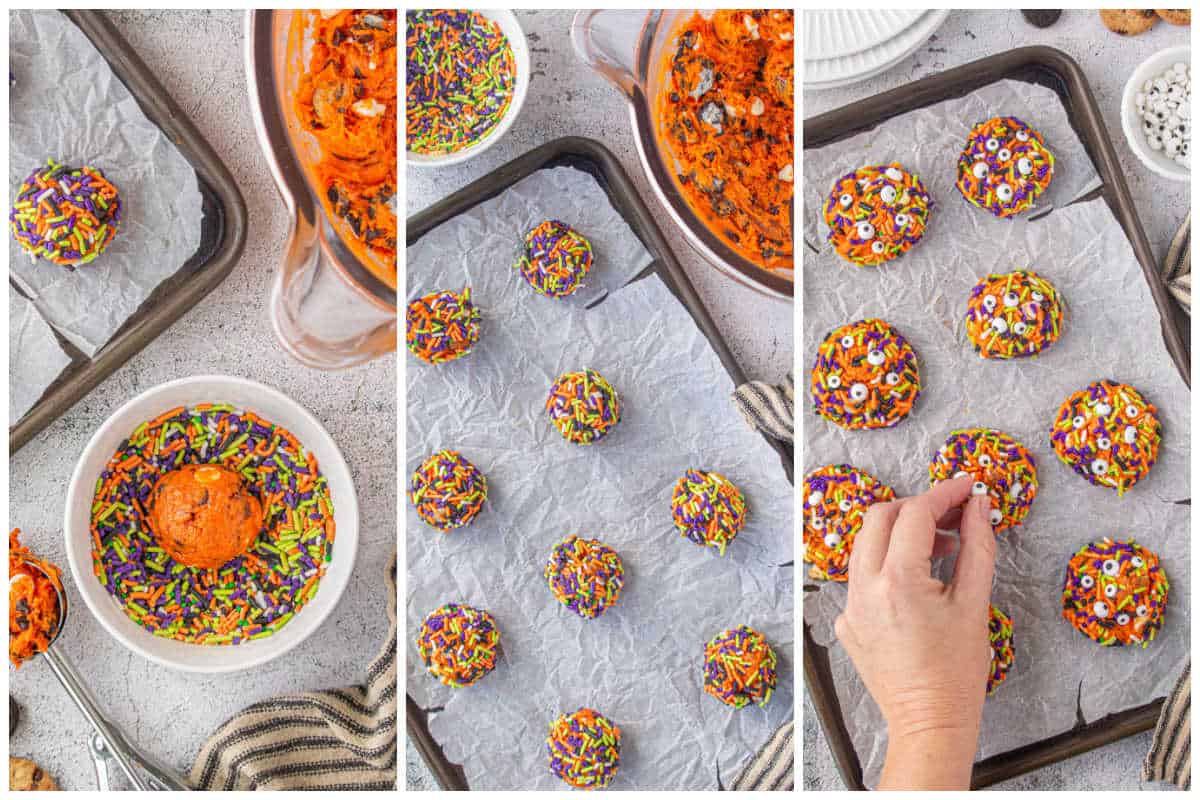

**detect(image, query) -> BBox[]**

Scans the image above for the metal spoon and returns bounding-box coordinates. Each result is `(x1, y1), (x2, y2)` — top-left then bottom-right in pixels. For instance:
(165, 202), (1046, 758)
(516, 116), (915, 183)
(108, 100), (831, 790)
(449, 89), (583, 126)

(16, 557), (191, 791)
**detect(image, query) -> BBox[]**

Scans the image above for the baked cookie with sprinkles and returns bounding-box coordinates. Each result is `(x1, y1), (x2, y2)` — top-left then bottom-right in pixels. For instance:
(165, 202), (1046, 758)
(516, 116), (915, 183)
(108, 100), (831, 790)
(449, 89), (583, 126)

(1049, 380), (1161, 496)
(987, 604), (1015, 695)
(824, 163), (933, 266)
(405, 288), (481, 364)
(803, 464), (895, 582)
(1062, 538), (1168, 647)
(409, 449), (488, 531)
(956, 116), (1054, 218)
(10, 159), (121, 267)
(965, 270), (1065, 359)
(544, 535), (624, 619)
(928, 428), (1039, 533)
(546, 369), (621, 444)
(416, 602), (501, 686)
(703, 625), (778, 709)
(671, 469), (748, 556)
(811, 318), (920, 430)
(516, 219), (594, 298)
(546, 707), (621, 789)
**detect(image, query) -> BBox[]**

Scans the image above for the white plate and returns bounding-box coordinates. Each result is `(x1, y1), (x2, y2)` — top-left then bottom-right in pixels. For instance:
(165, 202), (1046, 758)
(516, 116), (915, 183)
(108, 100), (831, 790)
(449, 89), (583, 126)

(63, 376), (359, 673)
(803, 9), (924, 62)
(804, 10), (951, 91)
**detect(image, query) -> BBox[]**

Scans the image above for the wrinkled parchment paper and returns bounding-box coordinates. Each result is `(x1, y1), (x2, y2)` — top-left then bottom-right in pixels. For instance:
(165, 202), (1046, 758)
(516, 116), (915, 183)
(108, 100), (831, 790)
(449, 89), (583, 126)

(8, 10), (204, 358)
(9, 290), (72, 425)
(407, 166), (795, 788)
(803, 81), (1191, 788)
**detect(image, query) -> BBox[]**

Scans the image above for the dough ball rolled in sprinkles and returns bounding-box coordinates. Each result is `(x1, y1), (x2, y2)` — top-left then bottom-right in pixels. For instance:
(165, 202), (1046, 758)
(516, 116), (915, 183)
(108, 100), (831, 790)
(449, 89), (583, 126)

(987, 604), (1015, 696)
(965, 270), (1065, 359)
(671, 469), (748, 556)
(803, 464), (895, 582)
(409, 450), (488, 531)
(405, 288), (481, 364)
(703, 625), (778, 709)
(544, 535), (625, 619)
(10, 159), (121, 267)
(546, 707), (621, 789)
(546, 369), (621, 444)
(1050, 380), (1161, 496)
(824, 163), (933, 266)
(516, 219), (595, 298)
(928, 428), (1039, 533)
(811, 318), (920, 430)
(416, 602), (500, 687)
(1062, 538), (1168, 647)
(956, 116), (1054, 218)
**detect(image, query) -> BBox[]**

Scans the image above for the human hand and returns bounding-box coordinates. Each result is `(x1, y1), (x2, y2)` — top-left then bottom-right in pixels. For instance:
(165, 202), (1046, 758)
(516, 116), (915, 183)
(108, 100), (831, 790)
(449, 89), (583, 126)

(833, 475), (997, 789)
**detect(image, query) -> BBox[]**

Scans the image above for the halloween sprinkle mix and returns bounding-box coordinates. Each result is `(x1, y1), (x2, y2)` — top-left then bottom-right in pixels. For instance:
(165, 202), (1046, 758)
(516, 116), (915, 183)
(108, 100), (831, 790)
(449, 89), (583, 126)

(89, 406), (334, 645)
(546, 369), (621, 445)
(956, 116), (1055, 218)
(1062, 538), (1168, 647)
(544, 535), (625, 620)
(929, 428), (1039, 533)
(703, 625), (777, 709)
(671, 469), (748, 556)
(516, 219), (594, 298)
(986, 604), (1015, 695)
(546, 707), (621, 789)
(409, 449), (488, 531)
(10, 159), (121, 267)
(416, 602), (500, 687)
(811, 318), (921, 430)
(1049, 380), (1161, 496)
(803, 464), (895, 582)
(9, 529), (64, 668)
(965, 270), (1065, 359)
(824, 163), (933, 266)
(405, 288), (481, 364)
(405, 10), (516, 155)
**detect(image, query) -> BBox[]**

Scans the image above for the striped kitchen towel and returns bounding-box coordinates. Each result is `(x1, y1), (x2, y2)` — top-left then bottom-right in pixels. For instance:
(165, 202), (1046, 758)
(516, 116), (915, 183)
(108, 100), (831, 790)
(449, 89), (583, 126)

(189, 555), (397, 790)
(1163, 212), (1190, 314)
(731, 720), (794, 790)
(1143, 662), (1190, 790)
(733, 373), (794, 444)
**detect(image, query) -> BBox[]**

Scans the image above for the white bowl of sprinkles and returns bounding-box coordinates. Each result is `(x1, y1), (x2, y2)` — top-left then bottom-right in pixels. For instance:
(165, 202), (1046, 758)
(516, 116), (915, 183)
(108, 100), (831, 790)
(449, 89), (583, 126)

(1121, 44), (1190, 182)
(64, 375), (358, 673)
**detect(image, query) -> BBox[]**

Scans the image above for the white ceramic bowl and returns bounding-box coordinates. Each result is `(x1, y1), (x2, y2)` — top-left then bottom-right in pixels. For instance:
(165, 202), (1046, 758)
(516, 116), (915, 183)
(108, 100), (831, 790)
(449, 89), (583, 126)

(406, 10), (529, 168)
(63, 376), (359, 673)
(1121, 44), (1190, 182)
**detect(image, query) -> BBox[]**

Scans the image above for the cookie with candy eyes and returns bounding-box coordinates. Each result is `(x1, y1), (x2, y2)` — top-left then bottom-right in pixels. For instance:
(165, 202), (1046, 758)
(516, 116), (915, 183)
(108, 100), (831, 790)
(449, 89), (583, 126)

(1049, 380), (1162, 496)
(824, 164), (934, 266)
(986, 604), (1014, 696)
(956, 116), (1055, 218)
(810, 318), (921, 430)
(1062, 538), (1168, 647)
(928, 428), (1039, 533)
(803, 464), (895, 581)
(965, 270), (1065, 359)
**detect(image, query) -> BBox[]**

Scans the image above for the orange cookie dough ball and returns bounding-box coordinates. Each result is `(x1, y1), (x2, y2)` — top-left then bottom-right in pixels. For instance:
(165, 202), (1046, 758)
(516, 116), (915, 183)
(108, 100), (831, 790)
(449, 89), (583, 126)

(148, 464), (263, 569)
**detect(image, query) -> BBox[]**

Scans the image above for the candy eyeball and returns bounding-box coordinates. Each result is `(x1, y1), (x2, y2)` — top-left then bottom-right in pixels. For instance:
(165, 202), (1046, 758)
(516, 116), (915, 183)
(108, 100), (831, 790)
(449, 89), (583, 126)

(880, 185), (898, 203)
(885, 167), (904, 181)
(1003, 291), (1020, 307)
(1013, 321), (1028, 335)
(866, 349), (886, 366)
(1017, 157), (1033, 176)
(856, 221), (876, 240)
(985, 137), (1000, 152)
(807, 491), (823, 507)
(1136, 604), (1149, 617)
(849, 382), (868, 402)
(997, 147), (1012, 161)
(838, 499), (853, 513)
(1102, 559), (1120, 576)
(1015, 128), (1030, 142)
(1097, 436), (1112, 450)
(839, 193), (853, 208)
(1124, 425), (1138, 443)
(1080, 574), (1095, 589)
(895, 212), (910, 226)
(827, 374), (842, 389)
(871, 240), (886, 254)
(1093, 601), (1110, 618)
(1103, 583), (1118, 599)
(991, 317), (1009, 333)
(988, 508), (1003, 526)
(982, 295), (997, 311)
(885, 372), (900, 386)
(971, 481), (988, 495)
(996, 184), (1014, 202)
(1096, 403), (1112, 417)
(840, 335), (855, 348)
(1072, 415), (1086, 429)
(1031, 290), (1045, 302)
(1091, 458), (1109, 475)
(1125, 405), (1140, 419)
(811, 515), (825, 530)
(1116, 612), (1131, 626)
(1132, 555), (1145, 568)
(978, 454), (993, 467)
(953, 470), (969, 479)
(972, 161), (990, 179)
(823, 532), (843, 549)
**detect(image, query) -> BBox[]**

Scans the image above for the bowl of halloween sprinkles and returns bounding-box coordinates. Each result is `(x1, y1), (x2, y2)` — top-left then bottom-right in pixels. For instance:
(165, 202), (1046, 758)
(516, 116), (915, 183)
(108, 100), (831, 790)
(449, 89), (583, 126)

(405, 9), (529, 167)
(1062, 538), (1168, 648)
(63, 376), (358, 673)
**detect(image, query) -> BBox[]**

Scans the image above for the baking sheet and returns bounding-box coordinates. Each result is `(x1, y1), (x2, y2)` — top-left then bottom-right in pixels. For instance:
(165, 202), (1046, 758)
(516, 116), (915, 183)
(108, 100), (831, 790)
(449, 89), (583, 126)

(802, 81), (1190, 788)
(406, 166), (795, 789)
(8, 9), (204, 358)
(9, 290), (72, 426)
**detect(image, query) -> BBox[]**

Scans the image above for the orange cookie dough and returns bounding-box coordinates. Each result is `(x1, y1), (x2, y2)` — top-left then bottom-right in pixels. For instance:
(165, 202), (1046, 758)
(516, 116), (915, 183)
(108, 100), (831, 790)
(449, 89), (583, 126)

(148, 464), (263, 569)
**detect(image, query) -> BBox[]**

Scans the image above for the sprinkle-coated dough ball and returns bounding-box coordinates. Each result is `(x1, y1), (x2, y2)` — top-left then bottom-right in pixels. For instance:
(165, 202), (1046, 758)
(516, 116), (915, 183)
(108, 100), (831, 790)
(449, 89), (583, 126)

(416, 603), (500, 687)
(1062, 538), (1168, 647)
(928, 428), (1039, 533)
(803, 464), (895, 581)
(517, 219), (594, 298)
(965, 270), (1065, 359)
(671, 469), (748, 556)
(409, 449), (488, 531)
(405, 288), (481, 364)
(987, 604), (1015, 695)
(811, 318), (920, 430)
(1049, 380), (1161, 496)
(703, 625), (778, 709)
(824, 163), (933, 266)
(545, 369), (621, 444)
(544, 535), (625, 619)
(546, 707), (621, 789)
(956, 116), (1054, 217)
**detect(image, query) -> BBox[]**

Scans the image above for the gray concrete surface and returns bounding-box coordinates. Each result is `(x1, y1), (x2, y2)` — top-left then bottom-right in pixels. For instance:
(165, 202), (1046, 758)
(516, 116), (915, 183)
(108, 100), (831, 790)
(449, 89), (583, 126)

(404, 9), (795, 790)
(9, 10), (395, 790)
(802, 9), (1187, 791)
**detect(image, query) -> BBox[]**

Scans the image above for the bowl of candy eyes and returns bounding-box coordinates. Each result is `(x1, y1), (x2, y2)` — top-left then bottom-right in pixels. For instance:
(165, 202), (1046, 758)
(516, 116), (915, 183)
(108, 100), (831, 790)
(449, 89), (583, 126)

(405, 9), (530, 168)
(1122, 45), (1190, 182)
(63, 376), (359, 673)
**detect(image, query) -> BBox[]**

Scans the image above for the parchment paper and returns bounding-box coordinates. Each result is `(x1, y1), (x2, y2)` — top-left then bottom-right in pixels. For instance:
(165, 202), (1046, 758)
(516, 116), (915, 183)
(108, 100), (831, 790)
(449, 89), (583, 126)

(9, 290), (72, 425)
(407, 166), (795, 789)
(803, 81), (1191, 788)
(8, 9), (204, 358)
